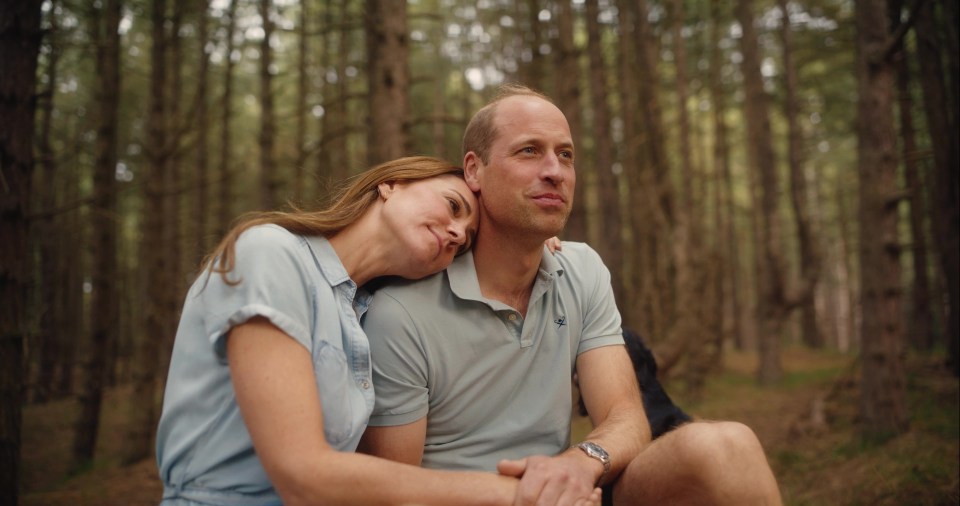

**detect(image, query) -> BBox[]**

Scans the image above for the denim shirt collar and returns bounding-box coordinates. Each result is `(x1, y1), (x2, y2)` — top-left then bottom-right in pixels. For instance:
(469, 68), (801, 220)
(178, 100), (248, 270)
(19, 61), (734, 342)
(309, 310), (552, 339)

(304, 235), (372, 314)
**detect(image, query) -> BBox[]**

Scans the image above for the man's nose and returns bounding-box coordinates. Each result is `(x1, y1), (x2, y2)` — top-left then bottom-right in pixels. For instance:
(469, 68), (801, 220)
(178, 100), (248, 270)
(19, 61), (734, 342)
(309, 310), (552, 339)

(541, 152), (566, 184)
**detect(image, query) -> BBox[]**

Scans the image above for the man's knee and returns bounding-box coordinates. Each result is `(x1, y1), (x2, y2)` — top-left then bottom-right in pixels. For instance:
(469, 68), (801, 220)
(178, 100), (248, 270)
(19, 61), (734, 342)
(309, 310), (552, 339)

(668, 421), (768, 471)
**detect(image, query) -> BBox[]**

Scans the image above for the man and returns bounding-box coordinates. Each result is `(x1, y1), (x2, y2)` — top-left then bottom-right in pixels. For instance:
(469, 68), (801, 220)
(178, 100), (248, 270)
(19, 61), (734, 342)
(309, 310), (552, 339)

(359, 84), (782, 505)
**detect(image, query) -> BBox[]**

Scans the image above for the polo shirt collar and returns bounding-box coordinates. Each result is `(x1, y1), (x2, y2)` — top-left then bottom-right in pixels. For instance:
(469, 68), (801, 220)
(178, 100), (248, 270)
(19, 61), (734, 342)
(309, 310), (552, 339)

(448, 246), (565, 304)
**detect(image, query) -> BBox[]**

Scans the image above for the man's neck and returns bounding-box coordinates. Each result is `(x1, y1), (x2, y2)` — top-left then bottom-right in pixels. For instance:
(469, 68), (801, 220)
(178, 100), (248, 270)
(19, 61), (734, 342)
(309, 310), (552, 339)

(471, 224), (546, 317)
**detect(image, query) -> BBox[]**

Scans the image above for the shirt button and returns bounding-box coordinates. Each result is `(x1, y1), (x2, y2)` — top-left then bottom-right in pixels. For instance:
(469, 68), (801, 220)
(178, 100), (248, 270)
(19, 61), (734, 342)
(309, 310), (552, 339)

(507, 313), (517, 321)
(361, 380), (370, 390)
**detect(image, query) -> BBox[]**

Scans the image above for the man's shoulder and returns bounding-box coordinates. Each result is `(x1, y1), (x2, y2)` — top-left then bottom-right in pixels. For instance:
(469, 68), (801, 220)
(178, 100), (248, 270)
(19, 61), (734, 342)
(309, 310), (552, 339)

(552, 241), (606, 271)
(369, 270), (449, 311)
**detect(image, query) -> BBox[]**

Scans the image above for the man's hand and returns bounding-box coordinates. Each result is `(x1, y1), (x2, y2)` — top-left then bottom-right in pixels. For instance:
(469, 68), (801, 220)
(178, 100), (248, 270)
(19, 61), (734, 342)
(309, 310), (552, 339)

(498, 454), (603, 506)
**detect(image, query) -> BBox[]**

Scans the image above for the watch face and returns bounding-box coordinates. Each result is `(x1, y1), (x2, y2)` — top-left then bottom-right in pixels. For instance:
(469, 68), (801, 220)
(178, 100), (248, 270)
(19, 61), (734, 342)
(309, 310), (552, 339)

(579, 442), (610, 464)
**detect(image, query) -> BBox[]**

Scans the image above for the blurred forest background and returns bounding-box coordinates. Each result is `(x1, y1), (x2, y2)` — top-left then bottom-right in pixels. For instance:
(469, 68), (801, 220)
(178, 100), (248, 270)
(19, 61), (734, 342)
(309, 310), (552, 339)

(1, 0), (958, 504)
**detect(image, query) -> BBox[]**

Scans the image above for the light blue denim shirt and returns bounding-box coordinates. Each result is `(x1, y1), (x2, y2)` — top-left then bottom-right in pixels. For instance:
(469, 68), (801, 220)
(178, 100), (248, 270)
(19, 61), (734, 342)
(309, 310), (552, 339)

(156, 224), (375, 506)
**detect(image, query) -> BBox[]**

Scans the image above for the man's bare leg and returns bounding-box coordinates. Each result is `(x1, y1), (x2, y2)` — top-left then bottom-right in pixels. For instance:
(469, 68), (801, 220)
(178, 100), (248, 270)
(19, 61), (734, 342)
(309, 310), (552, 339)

(612, 421), (782, 505)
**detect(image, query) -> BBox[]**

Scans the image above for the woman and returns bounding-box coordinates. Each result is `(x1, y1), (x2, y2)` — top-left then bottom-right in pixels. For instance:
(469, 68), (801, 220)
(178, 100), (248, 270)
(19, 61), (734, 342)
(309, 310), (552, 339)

(156, 156), (595, 506)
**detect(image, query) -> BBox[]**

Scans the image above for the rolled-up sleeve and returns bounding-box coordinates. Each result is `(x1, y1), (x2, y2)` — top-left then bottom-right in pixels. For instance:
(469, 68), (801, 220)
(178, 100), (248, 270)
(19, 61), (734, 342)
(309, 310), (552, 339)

(198, 225), (314, 359)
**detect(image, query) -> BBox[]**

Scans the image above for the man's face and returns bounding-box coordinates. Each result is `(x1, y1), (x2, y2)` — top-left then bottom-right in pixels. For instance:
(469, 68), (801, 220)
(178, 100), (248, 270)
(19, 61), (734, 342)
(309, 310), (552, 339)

(465, 95), (576, 240)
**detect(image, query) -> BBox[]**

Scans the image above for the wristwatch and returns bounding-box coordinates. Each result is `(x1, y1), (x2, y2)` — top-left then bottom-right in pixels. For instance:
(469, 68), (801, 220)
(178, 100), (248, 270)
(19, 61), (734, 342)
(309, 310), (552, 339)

(576, 441), (611, 486)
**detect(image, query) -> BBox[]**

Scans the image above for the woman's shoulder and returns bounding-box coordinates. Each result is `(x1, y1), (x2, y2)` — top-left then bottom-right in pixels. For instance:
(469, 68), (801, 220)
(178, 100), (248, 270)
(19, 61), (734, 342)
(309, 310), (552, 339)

(230, 224), (314, 271)
(238, 223), (299, 242)
(235, 224), (306, 252)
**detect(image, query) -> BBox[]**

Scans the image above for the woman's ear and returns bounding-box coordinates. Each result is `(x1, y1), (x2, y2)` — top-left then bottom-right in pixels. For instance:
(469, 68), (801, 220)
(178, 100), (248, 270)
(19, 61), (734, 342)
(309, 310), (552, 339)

(377, 181), (396, 200)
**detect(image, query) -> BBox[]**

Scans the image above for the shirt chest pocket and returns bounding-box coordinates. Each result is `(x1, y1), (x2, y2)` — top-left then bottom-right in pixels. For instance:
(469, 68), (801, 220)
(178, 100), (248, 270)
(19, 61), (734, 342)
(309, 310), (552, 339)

(313, 341), (364, 447)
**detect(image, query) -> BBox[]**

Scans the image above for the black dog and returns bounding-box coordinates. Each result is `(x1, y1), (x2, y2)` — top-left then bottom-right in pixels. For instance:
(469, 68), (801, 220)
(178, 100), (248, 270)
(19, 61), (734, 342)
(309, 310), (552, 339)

(577, 328), (692, 439)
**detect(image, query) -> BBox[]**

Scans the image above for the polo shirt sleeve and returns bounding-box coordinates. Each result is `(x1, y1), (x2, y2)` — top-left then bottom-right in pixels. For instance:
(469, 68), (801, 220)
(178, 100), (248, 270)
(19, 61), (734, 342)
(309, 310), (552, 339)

(363, 290), (430, 426)
(574, 244), (624, 355)
(198, 225), (314, 360)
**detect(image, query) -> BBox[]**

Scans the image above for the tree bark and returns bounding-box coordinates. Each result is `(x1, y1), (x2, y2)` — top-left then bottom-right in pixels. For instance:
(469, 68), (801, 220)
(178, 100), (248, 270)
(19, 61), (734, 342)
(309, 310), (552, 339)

(668, 0), (709, 397)
(555, 0), (587, 242)
(0, 2), (41, 502)
(72, 0), (122, 467)
(518, 0), (546, 91)
(295, 0), (309, 204)
(217, 0), (238, 237)
(126, 0), (169, 464)
(260, 0), (280, 209)
(737, 0), (787, 385)
(890, 0), (934, 351)
(194, 0), (211, 262)
(615, 0), (642, 333)
(855, 0), (909, 437)
(34, 0), (62, 404)
(366, 0), (409, 166)
(709, 0), (744, 351)
(585, 0), (624, 306)
(915, 0), (960, 376)
(779, 0), (822, 349)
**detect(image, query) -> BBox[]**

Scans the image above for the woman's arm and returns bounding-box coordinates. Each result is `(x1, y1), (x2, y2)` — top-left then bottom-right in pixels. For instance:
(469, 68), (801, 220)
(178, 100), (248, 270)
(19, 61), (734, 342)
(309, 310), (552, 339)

(228, 317), (518, 506)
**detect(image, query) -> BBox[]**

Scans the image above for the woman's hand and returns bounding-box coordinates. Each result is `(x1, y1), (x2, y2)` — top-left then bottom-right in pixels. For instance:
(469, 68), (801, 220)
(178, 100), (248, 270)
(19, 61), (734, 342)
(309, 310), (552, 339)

(545, 237), (562, 254)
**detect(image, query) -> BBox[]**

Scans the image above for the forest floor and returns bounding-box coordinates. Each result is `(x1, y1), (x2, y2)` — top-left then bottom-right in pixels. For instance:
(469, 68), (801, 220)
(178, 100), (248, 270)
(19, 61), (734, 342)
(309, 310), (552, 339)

(19, 346), (960, 506)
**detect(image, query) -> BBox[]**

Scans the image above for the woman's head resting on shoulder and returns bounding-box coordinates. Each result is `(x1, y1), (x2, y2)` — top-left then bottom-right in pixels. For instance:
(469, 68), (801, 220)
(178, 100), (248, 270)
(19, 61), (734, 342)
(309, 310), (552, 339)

(371, 169), (478, 280)
(204, 156), (478, 285)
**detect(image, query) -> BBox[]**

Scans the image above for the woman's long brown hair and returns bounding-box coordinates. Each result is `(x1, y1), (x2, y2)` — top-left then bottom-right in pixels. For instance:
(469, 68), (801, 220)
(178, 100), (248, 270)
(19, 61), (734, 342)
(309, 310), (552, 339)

(203, 156), (463, 285)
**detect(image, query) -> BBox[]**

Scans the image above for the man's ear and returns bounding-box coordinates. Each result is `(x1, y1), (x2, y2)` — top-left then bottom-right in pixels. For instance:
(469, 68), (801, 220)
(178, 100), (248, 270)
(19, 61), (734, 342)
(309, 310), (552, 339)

(462, 152), (482, 192)
(377, 180), (396, 200)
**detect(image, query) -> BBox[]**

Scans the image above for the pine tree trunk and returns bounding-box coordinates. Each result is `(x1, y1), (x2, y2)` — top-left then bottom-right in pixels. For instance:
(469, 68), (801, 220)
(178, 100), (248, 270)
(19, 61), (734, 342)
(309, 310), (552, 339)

(72, 0), (121, 467)
(555, 0), (587, 243)
(518, 0), (545, 91)
(890, 0), (933, 351)
(779, 0), (821, 349)
(667, 0), (707, 396)
(294, 0), (309, 204)
(737, 0), (785, 385)
(126, 0), (169, 464)
(915, 0), (960, 376)
(615, 0), (641, 332)
(217, 0), (238, 237)
(585, 0), (624, 307)
(629, 0), (678, 359)
(57, 146), (84, 396)
(194, 1), (211, 263)
(35, 0), (62, 403)
(366, 0), (409, 166)
(0, 3), (41, 502)
(709, 0), (744, 351)
(855, 0), (908, 437)
(260, 0), (280, 209)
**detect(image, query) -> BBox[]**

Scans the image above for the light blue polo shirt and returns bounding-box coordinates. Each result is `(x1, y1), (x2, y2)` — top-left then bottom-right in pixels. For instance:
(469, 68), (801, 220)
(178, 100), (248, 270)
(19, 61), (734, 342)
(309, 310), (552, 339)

(363, 242), (624, 471)
(156, 224), (374, 506)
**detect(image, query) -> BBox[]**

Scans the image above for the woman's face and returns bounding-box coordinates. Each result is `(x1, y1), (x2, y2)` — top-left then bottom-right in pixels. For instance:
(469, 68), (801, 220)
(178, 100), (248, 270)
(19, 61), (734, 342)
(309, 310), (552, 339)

(379, 174), (479, 279)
